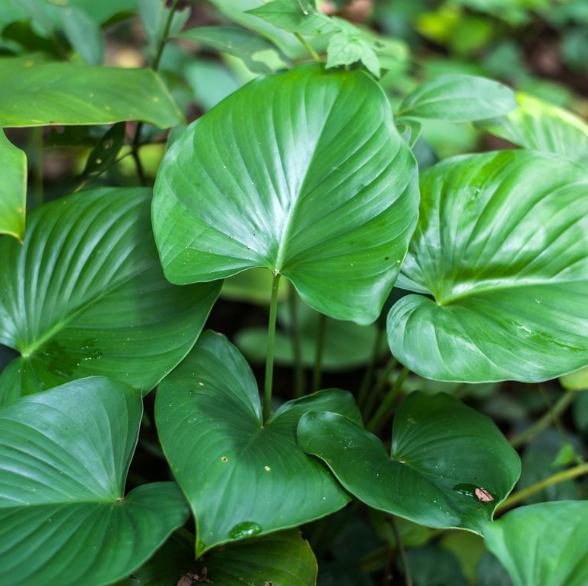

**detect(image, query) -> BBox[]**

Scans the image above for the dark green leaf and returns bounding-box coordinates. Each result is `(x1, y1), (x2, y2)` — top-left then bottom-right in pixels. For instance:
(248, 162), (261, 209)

(81, 122), (126, 177)
(479, 93), (588, 168)
(57, 5), (105, 65)
(0, 187), (220, 404)
(0, 56), (183, 128)
(298, 391), (521, 534)
(476, 552), (513, 586)
(177, 26), (290, 74)
(0, 125), (26, 241)
(406, 545), (468, 586)
(155, 331), (360, 555)
(396, 74), (518, 122)
(388, 150), (588, 382)
(0, 377), (189, 586)
(485, 501), (588, 586)
(152, 64), (419, 325)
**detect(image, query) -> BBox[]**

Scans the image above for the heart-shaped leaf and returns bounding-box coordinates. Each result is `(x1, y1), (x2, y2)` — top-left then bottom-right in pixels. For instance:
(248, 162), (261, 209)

(0, 124), (26, 241)
(152, 63), (419, 325)
(0, 377), (189, 586)
(396, 74), (518, 122)
(115, 528), (318, 586)
(0, 187), (220, 404)
(298, 391), (521, 534)
(0, 56), (183, 128)
(155, 331), (361, 555)
(485, 501), (588, 586)
(479, 93), (588, 168)
(388, 150), (588, 382)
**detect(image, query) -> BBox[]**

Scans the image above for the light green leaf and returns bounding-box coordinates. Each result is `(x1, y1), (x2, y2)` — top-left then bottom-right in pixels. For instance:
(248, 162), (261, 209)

(57, 5), (105, 65)
(485, 501), (588, 586)
(0, 187), (220, 404)
(0, 56), (183, 128)
(246, 0), (338, 36)
(152, 64), (419, 325)
(396, 74), (518, 122)
(0, 377), (189, 586)
(155, 331), (360, 555)
(298, 391), (521, 534)
(479, 93), (588, 168)
(388, 150), (588, 382)
(561, 366), (588, 390)
(0, 124), (26, 241)
(115, 529), (318, 586)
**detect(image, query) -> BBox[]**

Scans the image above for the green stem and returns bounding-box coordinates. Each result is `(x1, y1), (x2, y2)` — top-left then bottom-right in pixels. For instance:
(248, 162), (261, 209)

(367, 366), (409, 433)
(358, 326), (385, 408)
(294, 32), (323, 63)
(31, 127), (44, 209)
(510, 391), (576, 449)
(288, 286), (305, 398)
(389, 515), (413, 586)
(264, 273), (282, 421)
(497, 462), (588, 513)
(312, 313), (327, 393)
(363, 356), (397, 421)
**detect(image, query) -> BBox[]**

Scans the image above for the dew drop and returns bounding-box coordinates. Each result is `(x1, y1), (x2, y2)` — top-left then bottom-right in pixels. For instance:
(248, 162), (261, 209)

(228, 521), (262, 540)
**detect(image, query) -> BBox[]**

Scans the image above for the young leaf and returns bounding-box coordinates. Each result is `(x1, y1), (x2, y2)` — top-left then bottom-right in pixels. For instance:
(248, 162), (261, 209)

(152, 64), (419, 325)
(80, 122), (126, 177)
(0, 377), (189, 586)
(114, 529), (318, 586)
(478, 93), (588, 168)
(0, 187), (220, 405)
(155, 331), (360, 555)
(176, 26), (290, 74)
(57, 4), (105, 65)
(246, 0), (338, 36)
(0, 124), (26, 241)
(298, 391), (521, 534)
(396, 74), (518, 122)
(485, 501), (588, 586)
(0, 56), (184, 128)
(326, 32), (380, 77)
(388, 150), (588, 382)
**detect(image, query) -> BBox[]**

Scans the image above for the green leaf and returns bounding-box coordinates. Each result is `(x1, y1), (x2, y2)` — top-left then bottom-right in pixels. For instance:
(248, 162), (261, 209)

(388, 150), (588, 383)
(0, 187), (220, 405)
(0, 124), (26, 241)
(80, 122), (126, 177)
(485, 501), (588, 586)
(476, 552), (513, 586)
(184, 59), (242, 112)
(57, 5), (105, 65)
(155, 331), (360, 555)
(0, 56), (183, 128)
(0, 377), (189, 586)
(246, 0), (338, 36)
(406, 545), (468, 586)
(138, 0), (190, 60)
(152, 64), (419, 325)
(114, 528), (317, 586)
(177, 26), (290, 74)
(396, 74), (518, 122)
(479, 93), (588, 168)
(298, 391), (521, 534)
(561, 366), (588, 390)
(326, 32), (381, 78)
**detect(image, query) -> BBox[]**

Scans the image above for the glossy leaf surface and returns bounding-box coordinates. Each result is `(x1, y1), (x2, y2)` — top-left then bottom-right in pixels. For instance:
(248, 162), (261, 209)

(480, 93), (588, 168)
(0, 187), (220, 404)
(115, 529), (317, 586)
(396, 74), (517, 122)
(388, 150), (588, 382)
(485, 501), (588, 586)
(156, 331), (360, 555)
(0, 377), (189, 586)
(0, 57), (183, 128)
(0, 125), (26, 241)
(298, 391), (521, 534)
(153, 64), (419, 325)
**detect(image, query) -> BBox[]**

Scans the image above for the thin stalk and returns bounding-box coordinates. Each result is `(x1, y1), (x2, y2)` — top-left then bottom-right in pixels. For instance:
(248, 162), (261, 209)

(367, 366), (409, 433)
(363, 356), (398, 419)
(510, 391), (576, 449)
(294, 32), (323, 63)
(31, 127), (44, 209)
(497, 462), (588, 513)
(389, 515), (413, 586)
(263, 273), (282, 421)
(539, 385), (570, 445)
(131, 0), (181, 184)
(312, 313), (327, 393)
(358, 326), (385, 408)
(288, 286), (305, 398)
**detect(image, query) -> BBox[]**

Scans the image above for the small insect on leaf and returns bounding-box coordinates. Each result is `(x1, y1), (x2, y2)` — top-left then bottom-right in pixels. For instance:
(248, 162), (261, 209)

(475, 487), (494, 502)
